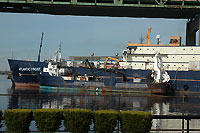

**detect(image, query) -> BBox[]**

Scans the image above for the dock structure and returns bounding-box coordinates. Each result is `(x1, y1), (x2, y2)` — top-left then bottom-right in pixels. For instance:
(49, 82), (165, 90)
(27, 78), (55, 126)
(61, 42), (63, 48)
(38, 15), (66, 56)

(1, 0), (200, 45)
(69, 56), (122, 61)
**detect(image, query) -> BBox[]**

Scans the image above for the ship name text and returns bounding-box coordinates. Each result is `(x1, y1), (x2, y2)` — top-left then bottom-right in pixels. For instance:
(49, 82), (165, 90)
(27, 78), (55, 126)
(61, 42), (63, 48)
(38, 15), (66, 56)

(19, 67), (41, 71)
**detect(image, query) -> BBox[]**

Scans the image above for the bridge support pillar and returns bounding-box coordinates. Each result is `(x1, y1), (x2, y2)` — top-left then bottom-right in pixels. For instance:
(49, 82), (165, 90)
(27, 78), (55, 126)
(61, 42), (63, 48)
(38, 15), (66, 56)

(186, 16), (200, 46)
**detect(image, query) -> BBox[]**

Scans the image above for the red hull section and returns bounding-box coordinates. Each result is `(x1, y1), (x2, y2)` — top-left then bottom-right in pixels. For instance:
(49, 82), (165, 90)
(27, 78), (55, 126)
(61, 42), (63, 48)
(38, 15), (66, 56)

(149, 82), (173, 94)
(14, 82), (40, 89)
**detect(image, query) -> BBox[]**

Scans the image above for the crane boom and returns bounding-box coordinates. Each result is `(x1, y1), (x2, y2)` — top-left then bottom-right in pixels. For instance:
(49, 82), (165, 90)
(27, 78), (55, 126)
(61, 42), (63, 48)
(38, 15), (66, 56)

(146, 28), (152, 44)
(105, 57), (120, 69)
(106, 57), (119, 63)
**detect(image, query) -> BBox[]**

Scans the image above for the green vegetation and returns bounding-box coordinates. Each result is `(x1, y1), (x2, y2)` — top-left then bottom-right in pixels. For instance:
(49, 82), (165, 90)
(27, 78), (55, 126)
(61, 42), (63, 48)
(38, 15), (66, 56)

(119, 111), (152, 133)
(33, 109), (63, 132)
(94, 110), (118, 133)
(0, 109), (152, 132)
(64, 108), (92, 133)
(4, 109), (32, 132)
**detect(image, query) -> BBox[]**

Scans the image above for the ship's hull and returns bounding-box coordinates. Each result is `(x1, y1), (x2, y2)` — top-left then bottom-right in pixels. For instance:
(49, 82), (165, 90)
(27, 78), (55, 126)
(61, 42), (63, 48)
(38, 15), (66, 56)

(40, 67), (200, 92)
(8, 59), (200, 93)
(39, 67), (174, 93)
(8, 59), (48, 88)
(39, 73), (152, 93)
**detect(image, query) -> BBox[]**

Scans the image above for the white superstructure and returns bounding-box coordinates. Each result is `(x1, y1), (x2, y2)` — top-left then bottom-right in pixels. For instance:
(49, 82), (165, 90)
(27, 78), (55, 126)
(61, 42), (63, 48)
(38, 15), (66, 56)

(120, 45), (200, 71)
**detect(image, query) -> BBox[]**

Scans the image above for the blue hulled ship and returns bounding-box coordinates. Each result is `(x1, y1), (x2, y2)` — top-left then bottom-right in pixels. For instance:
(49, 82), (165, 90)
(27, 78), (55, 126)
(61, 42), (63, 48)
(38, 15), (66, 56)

(8, 31), (200, 93)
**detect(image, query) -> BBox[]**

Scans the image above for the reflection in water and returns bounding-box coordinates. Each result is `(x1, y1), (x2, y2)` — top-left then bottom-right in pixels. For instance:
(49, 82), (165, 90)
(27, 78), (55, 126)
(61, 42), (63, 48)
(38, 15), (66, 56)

(7, 87), (200, 115)
(8, 87), (153, 111)
(4, 86), (200, 131)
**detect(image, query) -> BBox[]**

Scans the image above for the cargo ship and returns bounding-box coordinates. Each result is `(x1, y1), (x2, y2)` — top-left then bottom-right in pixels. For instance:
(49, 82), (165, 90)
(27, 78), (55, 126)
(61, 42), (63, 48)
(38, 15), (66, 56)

(8, 54), (171, 93)
(8, 30), (200, 93)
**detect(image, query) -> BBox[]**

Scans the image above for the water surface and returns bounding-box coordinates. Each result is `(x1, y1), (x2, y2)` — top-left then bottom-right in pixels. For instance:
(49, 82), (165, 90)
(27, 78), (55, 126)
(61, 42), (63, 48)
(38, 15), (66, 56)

(1, 75), (200, 132)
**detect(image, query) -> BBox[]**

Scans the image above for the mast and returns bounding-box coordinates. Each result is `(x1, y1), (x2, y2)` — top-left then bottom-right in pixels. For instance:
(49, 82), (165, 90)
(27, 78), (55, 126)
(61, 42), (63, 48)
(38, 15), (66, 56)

(59, 42), (62, 63)
(38, 32), (44, 62)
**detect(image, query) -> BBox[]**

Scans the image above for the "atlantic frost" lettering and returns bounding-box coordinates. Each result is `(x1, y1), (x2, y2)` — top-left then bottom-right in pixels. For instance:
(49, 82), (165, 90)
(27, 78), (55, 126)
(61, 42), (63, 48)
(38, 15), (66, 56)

(19, 67), (41, 71)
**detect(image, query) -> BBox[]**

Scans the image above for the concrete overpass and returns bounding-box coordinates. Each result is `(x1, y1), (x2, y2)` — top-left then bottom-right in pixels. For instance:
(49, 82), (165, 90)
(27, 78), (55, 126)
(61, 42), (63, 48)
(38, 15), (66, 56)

(0, 0), (200, 45)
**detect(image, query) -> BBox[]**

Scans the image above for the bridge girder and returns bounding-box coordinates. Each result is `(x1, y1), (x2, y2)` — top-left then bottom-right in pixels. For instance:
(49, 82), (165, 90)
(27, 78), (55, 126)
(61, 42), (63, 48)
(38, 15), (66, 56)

(0, 1), (200, 19)
(1, 0), (200, 46)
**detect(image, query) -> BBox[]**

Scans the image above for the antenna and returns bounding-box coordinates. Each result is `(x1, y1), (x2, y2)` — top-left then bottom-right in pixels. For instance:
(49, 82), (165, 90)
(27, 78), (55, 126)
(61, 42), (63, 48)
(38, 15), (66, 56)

(38, 32), (44, 62)
(59, 41), (62, 63)
(59, 41), (62, 54)
(139, 33), (145, 44)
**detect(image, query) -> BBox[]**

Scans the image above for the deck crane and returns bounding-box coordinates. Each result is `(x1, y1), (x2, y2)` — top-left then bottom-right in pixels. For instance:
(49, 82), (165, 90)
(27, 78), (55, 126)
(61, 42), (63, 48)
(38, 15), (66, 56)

(146, 28), (152, 44)
(105, 57), (120, 69)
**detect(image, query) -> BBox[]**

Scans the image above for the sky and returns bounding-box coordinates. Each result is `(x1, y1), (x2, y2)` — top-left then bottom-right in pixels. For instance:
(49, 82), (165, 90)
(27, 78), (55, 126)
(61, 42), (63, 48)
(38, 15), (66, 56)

(0, 13), (188, 70)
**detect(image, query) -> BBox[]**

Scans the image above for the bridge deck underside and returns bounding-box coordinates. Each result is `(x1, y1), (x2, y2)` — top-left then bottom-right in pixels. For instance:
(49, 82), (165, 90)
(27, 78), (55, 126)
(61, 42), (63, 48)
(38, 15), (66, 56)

(0, 1), (200, 18)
